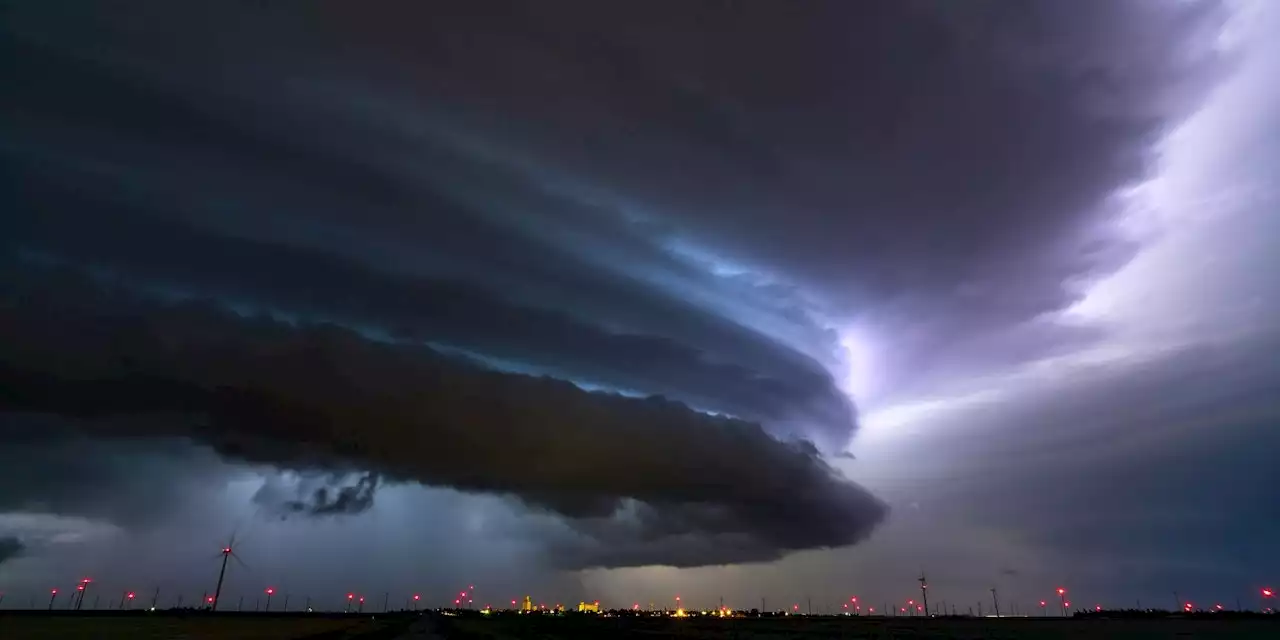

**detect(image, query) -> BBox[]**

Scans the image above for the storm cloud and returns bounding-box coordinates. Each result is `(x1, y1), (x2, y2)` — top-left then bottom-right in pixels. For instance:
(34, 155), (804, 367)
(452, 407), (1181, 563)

(0, 0), (1260, 598)
(0, 0), (1227, 414)
(0, 262), (886, 568)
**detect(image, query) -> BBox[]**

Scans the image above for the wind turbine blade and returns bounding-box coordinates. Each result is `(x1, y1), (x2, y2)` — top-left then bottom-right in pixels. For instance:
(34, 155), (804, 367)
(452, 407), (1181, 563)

(230, 552), (252, 573)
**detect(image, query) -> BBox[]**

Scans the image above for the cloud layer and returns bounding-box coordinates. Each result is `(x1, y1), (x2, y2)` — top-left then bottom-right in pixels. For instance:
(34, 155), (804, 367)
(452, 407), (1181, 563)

(0, 262), (886, 568)
(0, 0), (1249, 586)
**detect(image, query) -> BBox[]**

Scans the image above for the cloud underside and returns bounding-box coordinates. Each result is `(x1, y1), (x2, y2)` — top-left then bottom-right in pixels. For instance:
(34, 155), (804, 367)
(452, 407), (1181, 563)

(0, 263), (886, 569)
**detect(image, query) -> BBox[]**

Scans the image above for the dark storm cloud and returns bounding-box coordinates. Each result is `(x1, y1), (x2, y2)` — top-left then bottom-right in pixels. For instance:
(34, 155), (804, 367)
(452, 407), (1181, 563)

(253, 472), (381, 518)
(1, 9), (856, 447)
(1, 203), (852, 448)
(0, 535), (25, 565)
(0, 0), (1229, 429)
(0, 264), (887, 568)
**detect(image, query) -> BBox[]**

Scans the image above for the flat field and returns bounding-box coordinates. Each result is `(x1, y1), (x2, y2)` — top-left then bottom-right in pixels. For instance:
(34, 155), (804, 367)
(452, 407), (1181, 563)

(0, 612), (399, 640)
(3, 612), (1278, 639)
(437, 613), (1280, 640)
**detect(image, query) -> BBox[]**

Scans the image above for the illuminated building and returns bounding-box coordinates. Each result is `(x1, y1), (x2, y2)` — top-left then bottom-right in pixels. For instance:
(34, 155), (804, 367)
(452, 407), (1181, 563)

(521, 596), (533, 612)
(578, 600), (600, 613)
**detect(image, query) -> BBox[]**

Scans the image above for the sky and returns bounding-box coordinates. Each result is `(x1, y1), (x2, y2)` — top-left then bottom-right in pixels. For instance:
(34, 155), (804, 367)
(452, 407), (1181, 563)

(2, 0), (1278, 615)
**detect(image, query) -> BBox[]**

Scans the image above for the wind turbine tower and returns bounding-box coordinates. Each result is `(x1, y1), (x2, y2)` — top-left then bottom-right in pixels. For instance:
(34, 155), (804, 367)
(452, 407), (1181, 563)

(918, 572), (929, 617)
(211, 533), (249, 612)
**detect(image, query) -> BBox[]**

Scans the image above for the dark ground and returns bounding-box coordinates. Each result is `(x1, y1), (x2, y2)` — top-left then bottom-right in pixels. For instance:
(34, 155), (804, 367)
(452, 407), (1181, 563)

(438, 612), (1280, 640)
(0, 610), (413, 639)
(2, 611), (1279, 639)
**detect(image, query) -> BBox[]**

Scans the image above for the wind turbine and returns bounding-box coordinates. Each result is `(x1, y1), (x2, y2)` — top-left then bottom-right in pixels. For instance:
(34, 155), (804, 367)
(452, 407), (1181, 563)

(918, 571), (929, 617)
(211, 531), (250, 612)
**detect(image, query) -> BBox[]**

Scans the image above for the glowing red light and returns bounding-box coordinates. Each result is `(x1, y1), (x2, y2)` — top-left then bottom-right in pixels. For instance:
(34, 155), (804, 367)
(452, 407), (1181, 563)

(1064, 601), (1071, 608)
(128, 593), (135, 599)
(469, 585), (474, 590)
(77, 586), (84, 591)
(51, 589), (58, 594)
(81, 578), (92, 583)
(1263, 589), (1274, 598)
(908, 599), (914, 605)
(511, 600), (516, 605)
(359, 597), (364, 603)
(843, 604), (848, 609)
(1216, 604), (1224, 610)
(1040, 601), (1046, 606)
(1095, 605), (1100, 611)
(793, 604), (799, 610)
(454, 599), (460, 605)
(207, 596), (214, 603)
(414, 595), (420, 601)
(1184, 602), (1193, 610)
(223, 548), (231, 553)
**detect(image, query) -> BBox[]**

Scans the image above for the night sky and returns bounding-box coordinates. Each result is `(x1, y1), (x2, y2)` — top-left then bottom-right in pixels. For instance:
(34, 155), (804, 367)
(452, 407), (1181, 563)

(2, 0), (1278, 614)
